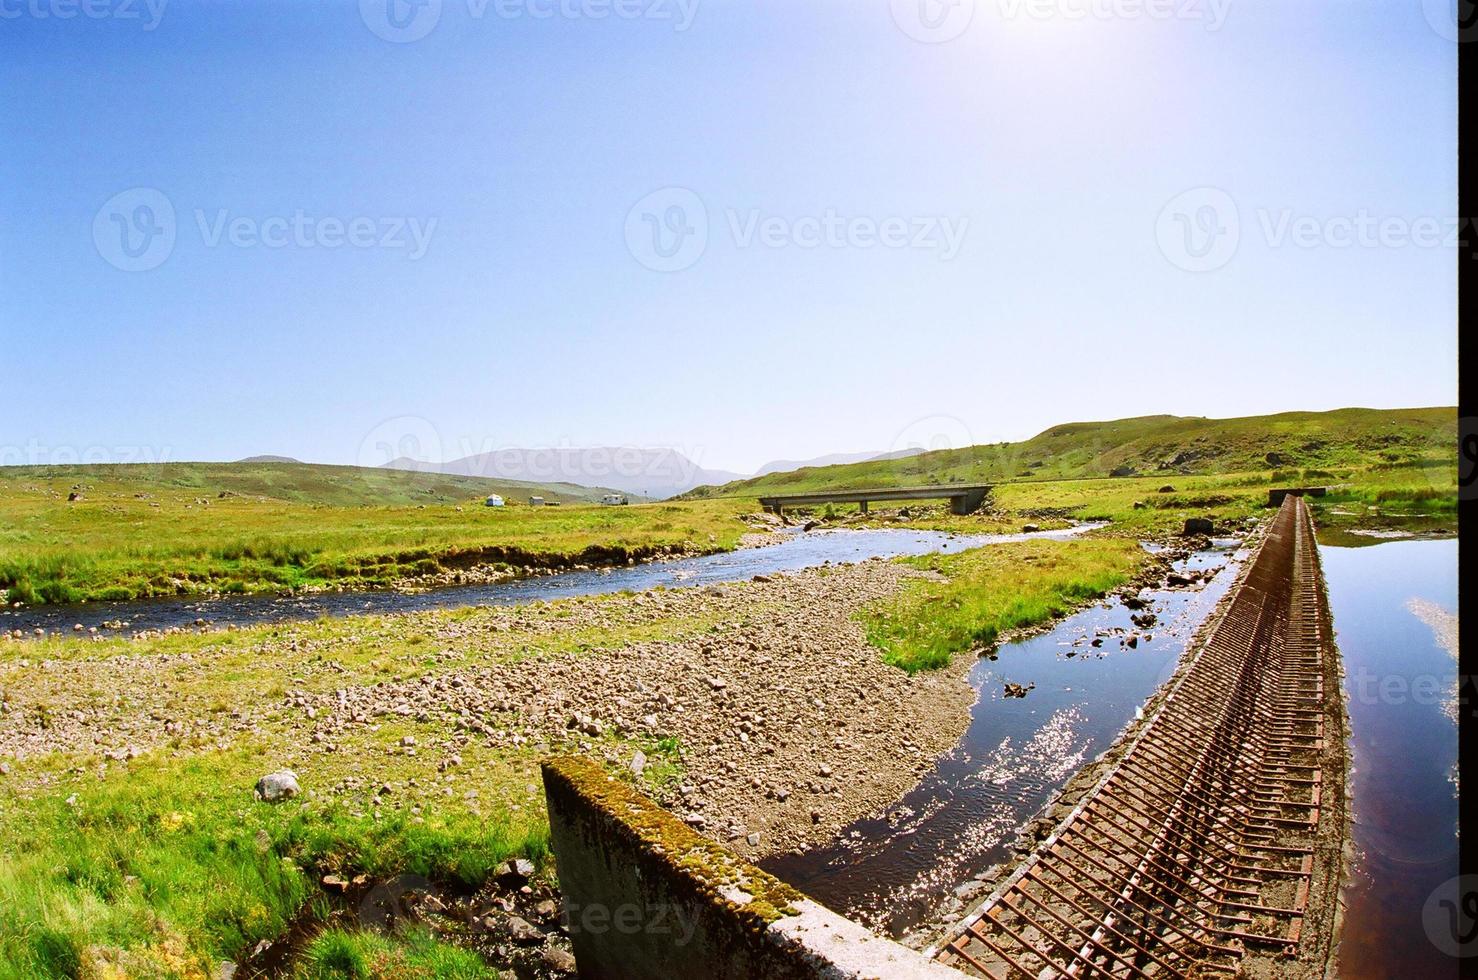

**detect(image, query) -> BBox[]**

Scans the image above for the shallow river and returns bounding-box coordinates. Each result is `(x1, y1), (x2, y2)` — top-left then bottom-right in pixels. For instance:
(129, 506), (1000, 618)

(0, 524), (1098, 636)
(764, 539), (1247, 939)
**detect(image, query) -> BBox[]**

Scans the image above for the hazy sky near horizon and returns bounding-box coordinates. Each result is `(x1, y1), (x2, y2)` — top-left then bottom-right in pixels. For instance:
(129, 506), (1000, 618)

(1, 0), (1458, 474)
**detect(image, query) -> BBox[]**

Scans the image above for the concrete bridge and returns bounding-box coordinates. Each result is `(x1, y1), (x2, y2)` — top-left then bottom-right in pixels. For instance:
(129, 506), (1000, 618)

(757, 484), (992, 517)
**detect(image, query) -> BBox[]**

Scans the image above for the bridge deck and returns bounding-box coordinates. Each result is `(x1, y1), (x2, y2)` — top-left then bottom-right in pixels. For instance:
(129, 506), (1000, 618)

(757, 484), (992, 516)
(934, 496), (1340, 978)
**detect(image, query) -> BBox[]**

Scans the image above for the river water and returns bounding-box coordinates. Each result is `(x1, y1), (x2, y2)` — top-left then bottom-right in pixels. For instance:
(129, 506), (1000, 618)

(763, 538), (1248, 939)
(1321, 537), (1460, 978)
(0, 524), (1099, 637)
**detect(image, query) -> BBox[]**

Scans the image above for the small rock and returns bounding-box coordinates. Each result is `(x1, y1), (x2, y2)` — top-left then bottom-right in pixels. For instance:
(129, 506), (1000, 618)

(629, 750), (647, 776)
(255, 770), (300, 803)
(505, 915), (542, 945)
(541, 946), (577, 973)
(746, 832), (761, 847)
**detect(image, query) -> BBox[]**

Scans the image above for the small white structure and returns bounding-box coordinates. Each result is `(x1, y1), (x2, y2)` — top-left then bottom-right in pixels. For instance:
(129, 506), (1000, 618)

(528, 495), (546, 506)
(484, 495), (504, 507)
(600, 493), (628, 506)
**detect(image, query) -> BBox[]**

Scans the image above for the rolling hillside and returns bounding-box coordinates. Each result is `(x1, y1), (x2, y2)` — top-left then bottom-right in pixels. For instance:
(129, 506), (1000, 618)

(683, 407), (1457, 497)
(0, 461), (624, 507)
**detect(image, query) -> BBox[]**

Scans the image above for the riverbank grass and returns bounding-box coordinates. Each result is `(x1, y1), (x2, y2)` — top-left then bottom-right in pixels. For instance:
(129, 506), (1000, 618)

(0, 463), (751, 605)
(863, 538), (1149, 672)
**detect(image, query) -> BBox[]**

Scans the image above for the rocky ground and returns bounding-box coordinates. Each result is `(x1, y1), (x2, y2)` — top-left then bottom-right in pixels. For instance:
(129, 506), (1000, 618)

(0, 558), (977, 860)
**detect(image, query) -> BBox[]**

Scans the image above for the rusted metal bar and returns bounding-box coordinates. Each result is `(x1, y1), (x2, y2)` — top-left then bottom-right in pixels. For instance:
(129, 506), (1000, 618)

(938, 497), (1334, 978)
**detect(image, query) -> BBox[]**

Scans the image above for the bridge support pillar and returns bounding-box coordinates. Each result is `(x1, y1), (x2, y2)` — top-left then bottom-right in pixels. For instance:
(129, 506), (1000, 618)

(951, 487), (989, 515)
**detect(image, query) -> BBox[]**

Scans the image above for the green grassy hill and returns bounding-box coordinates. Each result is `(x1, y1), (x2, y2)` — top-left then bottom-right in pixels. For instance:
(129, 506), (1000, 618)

(684, 407), (1457, 497)
(1, 461), (622, 507)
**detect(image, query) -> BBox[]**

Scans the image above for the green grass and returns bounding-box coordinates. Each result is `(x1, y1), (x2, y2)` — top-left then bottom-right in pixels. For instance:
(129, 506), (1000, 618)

(299, 926), (497, 979)
(684, 407), (1456, 497)
(0, 579), (733, 978)
(862, 537), (1149, 672)
(0, 463), (752, 605)
(0, 747), (546, 979)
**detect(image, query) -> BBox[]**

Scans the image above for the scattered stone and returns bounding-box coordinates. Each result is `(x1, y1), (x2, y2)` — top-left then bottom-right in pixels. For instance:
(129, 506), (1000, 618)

(254, 770), (300, 803)
(629, 749), (647, 776)
(505, 915), (543, 945)
(541, 946), (577, 973)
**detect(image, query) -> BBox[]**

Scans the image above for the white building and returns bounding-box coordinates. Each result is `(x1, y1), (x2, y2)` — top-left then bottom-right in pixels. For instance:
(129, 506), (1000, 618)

(484, 495), (504, 507)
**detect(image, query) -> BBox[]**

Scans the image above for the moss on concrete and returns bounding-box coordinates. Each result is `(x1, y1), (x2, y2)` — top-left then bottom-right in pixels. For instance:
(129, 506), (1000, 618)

(542, 756), (803, 927)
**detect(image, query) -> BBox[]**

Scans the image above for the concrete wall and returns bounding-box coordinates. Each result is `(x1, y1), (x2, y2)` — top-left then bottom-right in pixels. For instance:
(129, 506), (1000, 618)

(542, 756), (961, 980)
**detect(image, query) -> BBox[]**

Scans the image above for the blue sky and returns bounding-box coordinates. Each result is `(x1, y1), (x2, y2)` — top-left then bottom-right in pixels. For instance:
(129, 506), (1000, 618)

(0, 0), (1458, 474)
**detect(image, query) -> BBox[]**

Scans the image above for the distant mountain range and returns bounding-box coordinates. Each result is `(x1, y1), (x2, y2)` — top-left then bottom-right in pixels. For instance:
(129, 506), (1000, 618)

(380, 447), (924, 499)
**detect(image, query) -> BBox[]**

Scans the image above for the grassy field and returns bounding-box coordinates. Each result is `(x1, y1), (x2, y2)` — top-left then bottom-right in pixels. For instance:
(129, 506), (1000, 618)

(861, 538), (1150, 672)
(0, 447), (1455, 975)
(0, 463), (750, 605)
(2, 451), (1456, 608)
(0, 591), (713, 978)
(683, 407), (1456, 497)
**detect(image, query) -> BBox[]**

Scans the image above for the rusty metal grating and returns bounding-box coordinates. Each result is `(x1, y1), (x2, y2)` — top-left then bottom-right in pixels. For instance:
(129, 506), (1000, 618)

(936, 497), (1332, 978)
